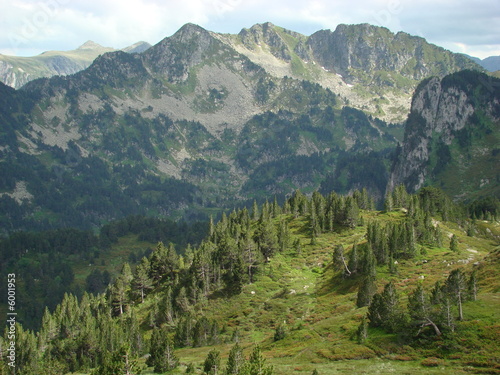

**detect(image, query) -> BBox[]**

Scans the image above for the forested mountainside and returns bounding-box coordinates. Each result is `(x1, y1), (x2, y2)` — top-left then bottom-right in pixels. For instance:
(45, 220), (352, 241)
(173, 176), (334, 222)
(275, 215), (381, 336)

(0, 23), (494, 234)
(1, 187), (499, 374)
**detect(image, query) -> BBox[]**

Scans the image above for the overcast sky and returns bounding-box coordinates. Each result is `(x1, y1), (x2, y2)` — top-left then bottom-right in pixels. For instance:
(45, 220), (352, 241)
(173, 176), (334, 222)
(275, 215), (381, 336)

(1, 0), (499, 59)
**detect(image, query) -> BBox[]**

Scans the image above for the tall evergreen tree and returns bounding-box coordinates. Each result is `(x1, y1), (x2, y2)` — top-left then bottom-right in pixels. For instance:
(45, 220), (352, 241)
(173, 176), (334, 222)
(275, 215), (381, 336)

(254, 217), (278, 260)
(132, 257), (153, 303)
(445, 269), (467, 321)
(147, 327), (178, 373)
(367, 281), (403, 332)
(407, 283), (441, 336)
(241, 346), (274, 375)
(110, 265), (132, 315)
(204, 349), (221, 375)
(225, 343), (244, 375)
(450, 234), (460, 253)
(348, 243), (359, 276)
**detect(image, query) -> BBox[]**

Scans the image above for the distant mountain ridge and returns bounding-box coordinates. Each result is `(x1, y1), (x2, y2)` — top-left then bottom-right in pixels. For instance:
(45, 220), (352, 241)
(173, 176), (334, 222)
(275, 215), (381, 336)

(464, 54), (500, 72)
(0, 40), (152, 89)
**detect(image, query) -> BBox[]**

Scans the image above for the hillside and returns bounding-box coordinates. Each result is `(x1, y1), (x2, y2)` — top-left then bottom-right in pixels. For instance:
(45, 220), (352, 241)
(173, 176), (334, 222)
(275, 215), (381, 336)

(2, 187), (499, 374)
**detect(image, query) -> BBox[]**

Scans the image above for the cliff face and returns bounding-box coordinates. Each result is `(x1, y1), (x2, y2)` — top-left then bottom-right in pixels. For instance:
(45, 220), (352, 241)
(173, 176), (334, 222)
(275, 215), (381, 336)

(388, 70), (500, 200)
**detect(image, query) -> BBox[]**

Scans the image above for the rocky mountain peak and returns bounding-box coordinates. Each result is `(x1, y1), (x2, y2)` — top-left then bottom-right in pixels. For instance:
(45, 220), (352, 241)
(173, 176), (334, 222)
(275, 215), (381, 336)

(77, 40), (106, 50)
(238, 22), (294, 61)
(122, 41), (152, 54)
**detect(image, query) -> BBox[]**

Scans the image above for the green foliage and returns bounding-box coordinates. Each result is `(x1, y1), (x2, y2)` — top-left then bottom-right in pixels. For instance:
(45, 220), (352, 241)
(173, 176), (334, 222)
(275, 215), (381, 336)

(225, 343), (244, 375)
(203, 349), (221, 374)
(273, 322), (288, 342)
(147, 327), (178, 373)
(241, 346), (274, 375)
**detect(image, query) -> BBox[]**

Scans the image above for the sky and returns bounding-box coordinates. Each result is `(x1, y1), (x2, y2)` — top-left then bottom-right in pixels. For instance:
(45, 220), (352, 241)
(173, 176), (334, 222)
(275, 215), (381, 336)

(1, 0), (499, 59)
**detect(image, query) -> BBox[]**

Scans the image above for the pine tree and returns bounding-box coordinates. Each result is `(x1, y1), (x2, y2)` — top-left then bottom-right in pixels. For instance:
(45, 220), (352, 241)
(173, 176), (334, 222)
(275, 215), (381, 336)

(367, 281), (403, 332)
(445, 269), (467, 321)
(204, 349), (221, 375)
(223, 255), (245, 295)
(147, 327), (178, 373)
(225, 343), (244, 375)
(150, 242), (168, 283)
(273, 322), (287, 341)
(277, 219), (291, 252)
(356, 316), (368, 343)
(407, 283), (441, 336)
(252, 200), (259, 221)
(132, 257), (153, 303)
(242, 346), (274, 375)
(468, 270), (478, 301)
(293, 238), (302, 255)
(430, 281), (455, 331)
(95, 345), (141, 375)
(450, 234), (460, 253)
(347, 243), (359, 275)
(254, 217), (278, 259)
(110, 265), (132, 315)
(356, 245), (377, 307)
(333, 244), (351, 276)
(384, 191), (394, 212)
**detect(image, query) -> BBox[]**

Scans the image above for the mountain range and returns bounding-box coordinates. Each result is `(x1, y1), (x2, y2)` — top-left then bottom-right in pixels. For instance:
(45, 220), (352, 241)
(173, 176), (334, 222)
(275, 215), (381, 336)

(465, 54), (500, 72)
(0, 40), (152, 89)
(0, 22), (498, 233)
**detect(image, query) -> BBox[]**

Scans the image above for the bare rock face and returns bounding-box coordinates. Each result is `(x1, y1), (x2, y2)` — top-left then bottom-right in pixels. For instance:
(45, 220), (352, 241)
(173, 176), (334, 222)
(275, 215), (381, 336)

(388, 71), (500, 198)
(239, 22), (294, 62)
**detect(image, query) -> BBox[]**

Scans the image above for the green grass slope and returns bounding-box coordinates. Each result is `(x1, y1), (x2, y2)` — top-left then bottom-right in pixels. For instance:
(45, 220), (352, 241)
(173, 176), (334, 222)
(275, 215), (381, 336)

(132, 210), (499, 374)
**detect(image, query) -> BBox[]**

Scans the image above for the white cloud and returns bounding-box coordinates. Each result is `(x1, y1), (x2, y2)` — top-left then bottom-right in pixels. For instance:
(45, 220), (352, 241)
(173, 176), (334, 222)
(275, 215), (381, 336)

(0, 0), (498, 59)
